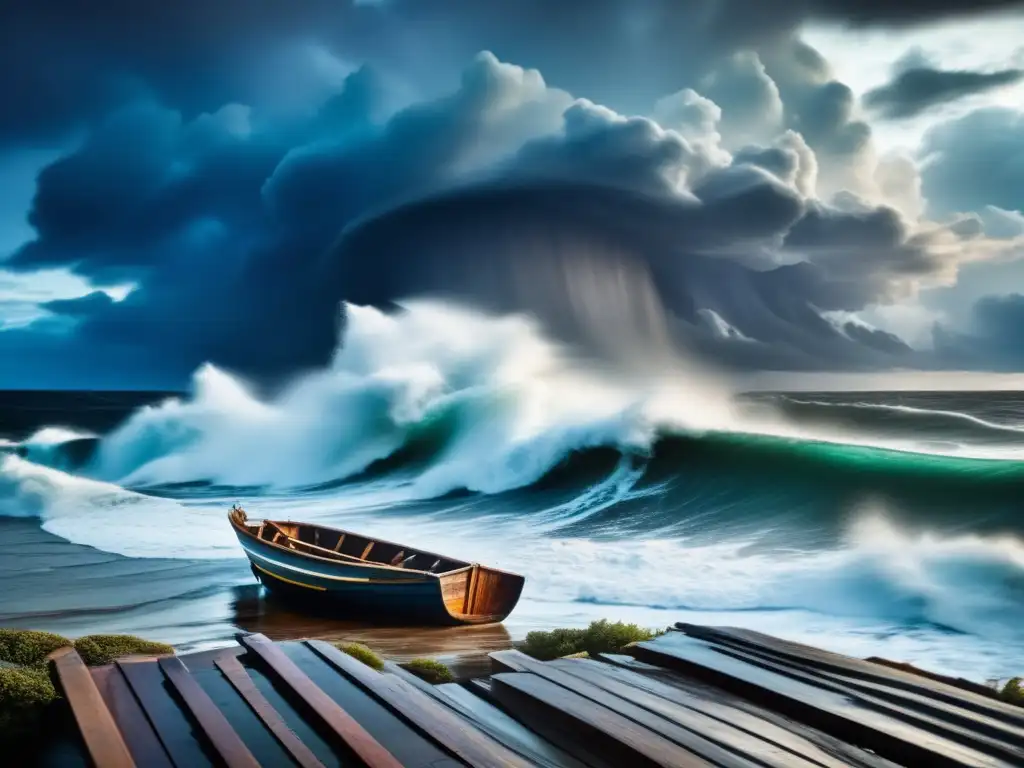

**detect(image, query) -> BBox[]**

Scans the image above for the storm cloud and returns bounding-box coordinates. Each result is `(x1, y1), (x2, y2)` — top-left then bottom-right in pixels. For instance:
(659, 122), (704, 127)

(1, 1), (1023, 386)
(4, 0), (1022, 144)
(864, 52), (1024, 119)
(920, 107), (1024, 218)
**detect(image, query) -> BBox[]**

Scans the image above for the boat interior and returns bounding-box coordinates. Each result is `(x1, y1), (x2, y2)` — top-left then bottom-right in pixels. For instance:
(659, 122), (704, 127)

(231, 508), (467, 575)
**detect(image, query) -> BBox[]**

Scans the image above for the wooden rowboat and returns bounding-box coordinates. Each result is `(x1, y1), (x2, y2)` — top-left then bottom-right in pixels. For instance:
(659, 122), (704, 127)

(229, 506), (525, 625)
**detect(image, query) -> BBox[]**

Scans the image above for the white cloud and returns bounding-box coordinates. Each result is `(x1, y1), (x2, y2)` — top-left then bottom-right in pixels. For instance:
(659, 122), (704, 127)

(0, 269), (132, 328)
(802, 17), (1024, 153)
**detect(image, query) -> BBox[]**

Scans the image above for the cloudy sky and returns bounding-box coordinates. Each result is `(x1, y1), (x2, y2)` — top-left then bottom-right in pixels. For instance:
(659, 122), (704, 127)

(2, 0), (1024, 389)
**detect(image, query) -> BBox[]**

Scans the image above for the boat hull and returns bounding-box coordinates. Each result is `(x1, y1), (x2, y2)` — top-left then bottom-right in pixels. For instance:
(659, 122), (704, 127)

(235, 528), (505, 625)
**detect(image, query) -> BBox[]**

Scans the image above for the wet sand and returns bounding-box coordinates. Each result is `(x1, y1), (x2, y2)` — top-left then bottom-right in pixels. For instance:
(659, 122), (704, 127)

(0, 518), (521, 677)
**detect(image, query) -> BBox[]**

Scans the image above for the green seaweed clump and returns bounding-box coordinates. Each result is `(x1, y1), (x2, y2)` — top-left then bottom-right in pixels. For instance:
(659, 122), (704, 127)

(0, 629), (71, 668)
(400, 658), (454, 684)
(335, 642), (384, 671)
(0, 665), (57, 741)
(519, 620), (664, 661)
(73, 634), (174, 666)
(1001, 677), (1024, 706)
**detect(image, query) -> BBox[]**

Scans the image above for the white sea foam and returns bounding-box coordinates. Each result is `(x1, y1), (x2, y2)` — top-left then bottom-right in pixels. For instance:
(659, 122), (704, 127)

(2, 300), (1024, 677)
(84, 301), (736, 493)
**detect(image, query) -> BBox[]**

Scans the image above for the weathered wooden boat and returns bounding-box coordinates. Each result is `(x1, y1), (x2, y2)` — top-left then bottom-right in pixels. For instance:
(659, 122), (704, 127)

(229, 506), (525, 625)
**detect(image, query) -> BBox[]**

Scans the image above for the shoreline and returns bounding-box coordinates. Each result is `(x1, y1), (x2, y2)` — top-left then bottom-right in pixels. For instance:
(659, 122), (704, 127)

(0, 518), (521, 677)
(3, 517), (1021, 685)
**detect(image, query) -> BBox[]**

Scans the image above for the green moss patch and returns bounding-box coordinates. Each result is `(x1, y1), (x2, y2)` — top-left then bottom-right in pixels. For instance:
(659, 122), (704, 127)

(1001, 677), (1023, 706)
(334, 642), (384, 671)
(0, 665), (58, 740)
(400, 658), (454, 684)
(73, 635), (173, 666)
(519, 620), (664, 661)
(0, 630), (71, 668)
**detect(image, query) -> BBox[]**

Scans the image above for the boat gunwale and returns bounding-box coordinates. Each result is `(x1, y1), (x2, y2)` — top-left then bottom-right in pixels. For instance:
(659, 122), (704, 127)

(228, 511), (524, 581)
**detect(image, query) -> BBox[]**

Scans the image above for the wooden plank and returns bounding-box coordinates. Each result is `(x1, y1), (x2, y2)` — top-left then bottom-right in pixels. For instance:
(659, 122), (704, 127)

(467, 677), (629, 768)
(360, 541), (375, 560)
(188, 665), (296, 768)
(465, 565), (479, 614)
(118, 659), (216, 768)
(489, 651), (764, 768)
(332, 534), (345, 552)
(278, 643), (460, 768)
(238, 634), (403, 768)
(216, 654), (326, 768)
(158, 657), (261, 768)
(93, 664), (174, 768)
(632, 634), (1018, 768)
(680, 624), (1024, 728)
(733, 642), (1024, 748)
(308, 639), (530, 768)
(586, 655), (890, 768)
(678, 625), (1024, 746)
(243, 664), (342, 768)
(405, 673), (592, 768)
(490, 672), (713, 767)
(49, 647), (136, 768)
(661, 634), (1024, 762)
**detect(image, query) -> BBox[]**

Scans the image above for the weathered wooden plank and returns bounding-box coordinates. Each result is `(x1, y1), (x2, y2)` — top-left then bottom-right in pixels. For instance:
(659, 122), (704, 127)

(720, 638), (1024, 749)
(277, 643), (461, 768)
(632, 634), (1018, 768)
(216, 654), (325, 768)
(308, 639), (530, 768)
(243, 663), (342, 768)
(49, 647), (136, 768)
(420, 676), (590, 768)
(117, 659), (216, 768)
(490, 672), (713, 767)
(660, 633), (1024, 763)
(188, 665), (296, 768)
(489, 651), (762, 768)
(587, 654), (892, 768)
(278, 642), (461, 767)
(676, 626), (1024, 749)
(545, 655), (825, 768)
(238, 633), (403, 768)
(679, 625), (1024, 728)
(92, 664), (173, 768)
(158, 657), (261, 768)
(468, 675), (636, 768)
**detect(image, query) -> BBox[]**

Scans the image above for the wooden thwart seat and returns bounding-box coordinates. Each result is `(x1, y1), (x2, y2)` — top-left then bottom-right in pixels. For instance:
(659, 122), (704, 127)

(49, 647), (137, 768)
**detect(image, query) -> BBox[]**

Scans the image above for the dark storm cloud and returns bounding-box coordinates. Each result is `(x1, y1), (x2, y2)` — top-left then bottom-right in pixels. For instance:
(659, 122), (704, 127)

(41, 291), (114, 318)
(920, 108), (1024, 217)
(2, 42), (991, 384)
(8, 101), (286, 280)
(4, 0), (1022, 146)
(796, 0), (1024, 24)
(1, 1), (1018, 385)
(864, 64), (1024, 119)
(328, 177), (929, 372)
(934, 293), (1024, 369)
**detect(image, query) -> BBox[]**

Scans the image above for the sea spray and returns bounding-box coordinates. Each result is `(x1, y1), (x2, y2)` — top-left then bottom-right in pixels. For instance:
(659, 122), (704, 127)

(2, 301), (1024, 677)
(87, 301), (737, 492)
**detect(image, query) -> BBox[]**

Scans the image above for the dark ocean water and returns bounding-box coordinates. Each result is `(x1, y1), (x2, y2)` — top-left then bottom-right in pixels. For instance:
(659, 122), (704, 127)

(1, 306), (1023, 679)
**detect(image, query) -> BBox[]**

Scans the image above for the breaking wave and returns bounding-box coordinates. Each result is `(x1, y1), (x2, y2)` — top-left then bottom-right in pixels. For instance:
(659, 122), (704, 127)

(1, 300), (1022, 656)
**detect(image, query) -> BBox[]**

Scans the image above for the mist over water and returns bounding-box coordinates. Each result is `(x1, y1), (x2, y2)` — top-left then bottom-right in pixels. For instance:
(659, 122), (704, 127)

(1, 297), (1023, 679)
